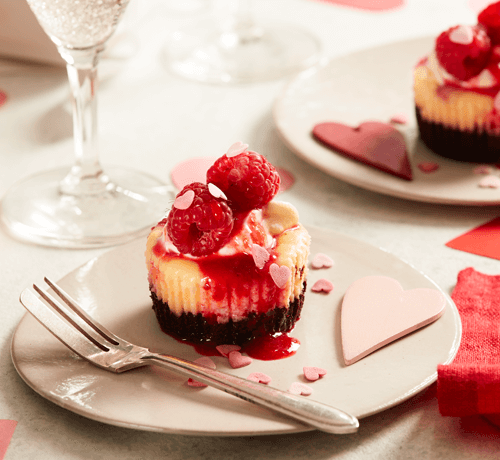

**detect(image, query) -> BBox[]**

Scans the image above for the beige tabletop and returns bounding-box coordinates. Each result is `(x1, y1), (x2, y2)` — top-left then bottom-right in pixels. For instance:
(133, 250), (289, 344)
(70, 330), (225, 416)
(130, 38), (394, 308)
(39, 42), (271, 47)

(1, 0), (500, 458)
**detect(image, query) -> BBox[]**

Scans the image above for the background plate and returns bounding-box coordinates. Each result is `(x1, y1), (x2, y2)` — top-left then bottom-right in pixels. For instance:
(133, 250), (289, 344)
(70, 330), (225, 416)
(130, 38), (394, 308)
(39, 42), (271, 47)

(273, 36), (500, 206)
(11, 226), (461, 436)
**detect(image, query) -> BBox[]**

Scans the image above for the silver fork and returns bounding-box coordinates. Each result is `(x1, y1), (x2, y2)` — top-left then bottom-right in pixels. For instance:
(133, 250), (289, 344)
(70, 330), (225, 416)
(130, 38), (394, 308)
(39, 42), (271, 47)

(19, 277), (359, 434)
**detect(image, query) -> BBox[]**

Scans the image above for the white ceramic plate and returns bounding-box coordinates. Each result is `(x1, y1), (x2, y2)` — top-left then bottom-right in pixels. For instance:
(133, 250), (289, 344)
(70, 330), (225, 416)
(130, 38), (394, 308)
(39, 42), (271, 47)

(273, 36), (500, 206)
(11, 226), (461, 436)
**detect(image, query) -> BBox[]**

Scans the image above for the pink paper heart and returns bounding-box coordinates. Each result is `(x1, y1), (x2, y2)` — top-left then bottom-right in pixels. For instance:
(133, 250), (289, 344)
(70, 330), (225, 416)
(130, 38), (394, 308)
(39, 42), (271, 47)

(311, 279), (334, 293)
(449, 25), (474, 45)
(311, 252), (334, 269)
(478, 175), (500, 189)
(228, 351), (252, 369)
(289, 382), (313, 396)
(173, 189), (195, 210)
(303, 367), (327, 381)
(269, 263), (291, 289)
(252, 244), (270, 269)
(312, 121), (413, 180)
(226, 141), (248, 157)
(247, 372), (272, 384)
(187, 357), (217, 387)
(216, 344), (241, 357)
(341, 275), (446, 365)
(207, 183), (227, 200)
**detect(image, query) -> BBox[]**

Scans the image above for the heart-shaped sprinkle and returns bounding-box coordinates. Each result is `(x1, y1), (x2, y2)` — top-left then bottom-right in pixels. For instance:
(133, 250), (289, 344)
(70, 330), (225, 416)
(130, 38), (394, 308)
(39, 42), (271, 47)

(311, 253), (334, 269)
(247, 372), (272, 384)
(228, 351), (252, 369)
(479, 175), (500, 188)
(226, 141), (248, 157)
(251, 244), (270, 269)
(473, 165), (494, 175)
(289, 382), (313, 396)
(417, 162), (440, 173)
(390, 113), (408, 125)
(269, 263), (291, 289)
(311, 279), (334, 293)
(173, 189), (195, 210)
(303, 367), (327, 381)
(187, 357), (217, 387)
(207, 183), (227, 200)
(312, 121), (413, 181)
(449, 25), (474, 45)
(341, 275), (446, 365)
(215, 344), (241, 357)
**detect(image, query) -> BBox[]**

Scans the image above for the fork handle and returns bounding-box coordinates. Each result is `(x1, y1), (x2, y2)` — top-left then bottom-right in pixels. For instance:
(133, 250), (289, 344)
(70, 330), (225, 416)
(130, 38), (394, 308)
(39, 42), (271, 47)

(144, 353), (358, 434)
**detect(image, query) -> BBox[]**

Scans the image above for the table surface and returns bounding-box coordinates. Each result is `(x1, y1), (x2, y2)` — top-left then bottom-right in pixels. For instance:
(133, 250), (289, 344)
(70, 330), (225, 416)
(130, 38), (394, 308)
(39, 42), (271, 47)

(2, 0), (500, 458)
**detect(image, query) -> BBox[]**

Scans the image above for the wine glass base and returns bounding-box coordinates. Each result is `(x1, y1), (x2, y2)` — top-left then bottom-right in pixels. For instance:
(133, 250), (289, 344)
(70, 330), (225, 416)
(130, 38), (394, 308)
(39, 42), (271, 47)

(1, 167), (174, 249)
(163, 24), (321, 84)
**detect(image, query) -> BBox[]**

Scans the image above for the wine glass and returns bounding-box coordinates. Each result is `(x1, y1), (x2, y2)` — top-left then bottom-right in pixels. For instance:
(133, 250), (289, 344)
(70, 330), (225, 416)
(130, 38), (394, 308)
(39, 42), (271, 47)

(0, 0), (173, 248)
(163, 0), (321, 84)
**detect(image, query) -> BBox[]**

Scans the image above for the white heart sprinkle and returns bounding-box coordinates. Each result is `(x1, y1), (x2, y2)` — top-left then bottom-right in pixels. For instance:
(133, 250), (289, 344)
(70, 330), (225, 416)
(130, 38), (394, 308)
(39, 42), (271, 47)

(173, 189), (195, 210)
(226, 141), (248, 157)
(449, 25), (474, 45)
(208, 183), (227, 200)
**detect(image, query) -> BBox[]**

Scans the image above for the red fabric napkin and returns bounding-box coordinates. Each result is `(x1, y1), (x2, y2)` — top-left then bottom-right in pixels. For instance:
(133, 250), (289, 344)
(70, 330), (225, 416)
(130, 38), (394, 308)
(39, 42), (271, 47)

(437, 268), (500, 418)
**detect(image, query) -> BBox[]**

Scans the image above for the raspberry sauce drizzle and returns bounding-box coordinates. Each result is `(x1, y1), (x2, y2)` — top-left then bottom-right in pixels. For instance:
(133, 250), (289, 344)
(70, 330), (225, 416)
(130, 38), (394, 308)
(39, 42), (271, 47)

(191, 332), (300, 361)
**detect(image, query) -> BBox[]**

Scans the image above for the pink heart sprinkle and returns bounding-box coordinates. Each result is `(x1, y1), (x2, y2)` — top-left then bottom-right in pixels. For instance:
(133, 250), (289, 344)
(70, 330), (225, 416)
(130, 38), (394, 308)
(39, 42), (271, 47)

(478, 175), (500, 188)
(247, 372), (272, 384)
(173, 189), (195, 210)
(449, 25), (474, 45)
(187, 357), (217, 387)
(289, 382), (313, 396)
(215, 344), (241, 357)
(311, 253), (334, 269)
(226, 141), (248, 157)
(418, 162), (440, 173)
(474, 165), (494, 175)
(207, 183), (227, 200)
(228, 351), (252, 369)
(390, 113), (408, 125)
(269, 263), (291, 289)
(303, 367), (327, 382)
(252, 244), (270, 269)
(311, 279), (334, 293)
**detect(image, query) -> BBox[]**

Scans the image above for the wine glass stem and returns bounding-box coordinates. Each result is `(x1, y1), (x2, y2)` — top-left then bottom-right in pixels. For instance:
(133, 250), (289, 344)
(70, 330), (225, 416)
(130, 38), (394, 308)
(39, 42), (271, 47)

(58, 46), (109, 196)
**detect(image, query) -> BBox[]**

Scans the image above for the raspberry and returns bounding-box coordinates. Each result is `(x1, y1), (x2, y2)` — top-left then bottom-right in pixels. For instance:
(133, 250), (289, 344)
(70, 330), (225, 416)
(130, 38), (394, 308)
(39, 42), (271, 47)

(478, 1), (500, 45)
(166, 182), (234, 256)
(435, 25), (491, 81)
(206, 151), (280, 212)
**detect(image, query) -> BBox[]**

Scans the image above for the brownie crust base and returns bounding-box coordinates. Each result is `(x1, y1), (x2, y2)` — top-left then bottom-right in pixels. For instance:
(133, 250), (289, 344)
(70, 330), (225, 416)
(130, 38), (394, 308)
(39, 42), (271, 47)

(150, 284), (306, 345)
(416, 106), (500, 163)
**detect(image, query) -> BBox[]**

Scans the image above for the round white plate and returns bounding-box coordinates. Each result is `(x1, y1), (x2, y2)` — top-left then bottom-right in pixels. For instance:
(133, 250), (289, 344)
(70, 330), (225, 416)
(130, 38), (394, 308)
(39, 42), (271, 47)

(273, 36), (500, 206)
(11, 226), (461, 436)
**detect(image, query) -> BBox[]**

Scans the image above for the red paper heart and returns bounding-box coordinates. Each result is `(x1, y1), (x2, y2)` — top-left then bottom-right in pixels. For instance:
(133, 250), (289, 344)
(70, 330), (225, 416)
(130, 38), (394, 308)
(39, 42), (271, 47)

(312, 121), (413, 180)
(341, 276), (446, 365)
